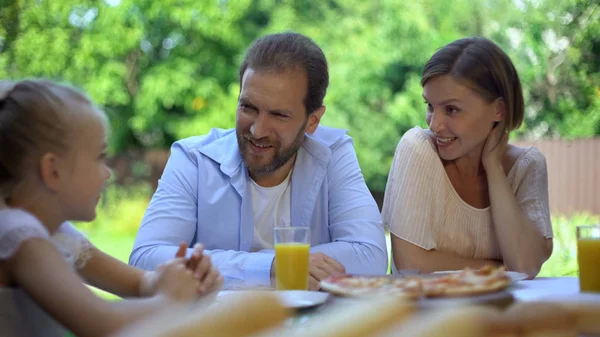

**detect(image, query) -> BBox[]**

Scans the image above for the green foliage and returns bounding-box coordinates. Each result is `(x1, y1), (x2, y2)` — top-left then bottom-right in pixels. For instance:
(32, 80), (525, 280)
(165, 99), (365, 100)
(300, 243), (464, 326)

(76, 183), (152, 238)
(1, 0), (598, 193)
(538, 212), (600, 277)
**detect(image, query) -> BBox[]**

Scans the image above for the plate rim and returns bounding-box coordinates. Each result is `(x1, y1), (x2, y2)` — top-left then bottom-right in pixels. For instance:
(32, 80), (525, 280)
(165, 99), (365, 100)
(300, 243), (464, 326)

(216, 289), (329, 309)
(432, 270), (528, 283)
(276, 290), (330, 308)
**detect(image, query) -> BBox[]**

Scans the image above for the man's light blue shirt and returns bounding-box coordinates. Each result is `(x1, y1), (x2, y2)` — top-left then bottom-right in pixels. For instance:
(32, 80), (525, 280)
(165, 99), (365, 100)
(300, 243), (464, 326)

(129, 125), (388, 288)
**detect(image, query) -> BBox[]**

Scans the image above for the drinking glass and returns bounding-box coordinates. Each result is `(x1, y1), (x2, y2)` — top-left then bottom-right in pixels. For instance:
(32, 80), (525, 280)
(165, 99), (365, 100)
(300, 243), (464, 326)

(577, 224), (600, 293)
(274, 227), (310, 290)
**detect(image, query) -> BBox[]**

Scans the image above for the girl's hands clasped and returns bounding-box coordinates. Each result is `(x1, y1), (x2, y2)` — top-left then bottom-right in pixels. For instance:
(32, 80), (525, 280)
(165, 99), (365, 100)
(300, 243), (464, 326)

(175, 242), (224, 295)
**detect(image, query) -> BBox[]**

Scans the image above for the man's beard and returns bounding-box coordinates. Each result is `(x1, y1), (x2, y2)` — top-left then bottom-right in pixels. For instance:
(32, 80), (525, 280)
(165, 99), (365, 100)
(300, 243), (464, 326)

(237, 123), (306, 176)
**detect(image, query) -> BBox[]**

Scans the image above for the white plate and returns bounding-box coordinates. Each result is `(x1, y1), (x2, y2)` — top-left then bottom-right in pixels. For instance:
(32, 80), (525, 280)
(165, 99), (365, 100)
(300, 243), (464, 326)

(432, 270), (528, 283)
(277, 290), (330, 309)
(217, 290), (329, 309)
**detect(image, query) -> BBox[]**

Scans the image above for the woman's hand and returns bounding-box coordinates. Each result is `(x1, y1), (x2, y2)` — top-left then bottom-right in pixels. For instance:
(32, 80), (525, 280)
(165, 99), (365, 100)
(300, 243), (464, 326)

(482, 121), (508, 170)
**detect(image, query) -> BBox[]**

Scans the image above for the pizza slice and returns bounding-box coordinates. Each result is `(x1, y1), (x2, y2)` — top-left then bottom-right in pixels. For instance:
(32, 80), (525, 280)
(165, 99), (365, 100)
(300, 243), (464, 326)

(320, 275), (424, 299)
(422, 265), (512, 297)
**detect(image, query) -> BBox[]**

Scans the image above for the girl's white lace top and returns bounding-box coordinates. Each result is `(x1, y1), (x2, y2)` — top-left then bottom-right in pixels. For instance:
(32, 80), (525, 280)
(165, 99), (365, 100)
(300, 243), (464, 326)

(0, 205), (95, 337)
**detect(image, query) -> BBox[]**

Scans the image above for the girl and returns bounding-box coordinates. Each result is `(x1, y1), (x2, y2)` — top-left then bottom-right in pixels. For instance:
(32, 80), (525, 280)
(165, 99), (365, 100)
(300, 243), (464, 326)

(0, 79), (223, 337)
(382, 37), (553, 279)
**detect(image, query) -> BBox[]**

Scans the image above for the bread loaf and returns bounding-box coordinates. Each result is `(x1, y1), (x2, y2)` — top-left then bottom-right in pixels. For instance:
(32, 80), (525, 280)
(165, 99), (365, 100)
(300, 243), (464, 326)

(538, 297), (600, 335)
(111, 291), (292, 337)
(251, 295), (415, 337)
(374, 305), (502, 337)
(503, 302), (578, 337)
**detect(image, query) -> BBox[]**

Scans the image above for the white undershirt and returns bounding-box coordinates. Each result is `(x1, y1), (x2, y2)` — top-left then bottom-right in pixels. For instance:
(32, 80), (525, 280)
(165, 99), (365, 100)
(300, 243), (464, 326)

(249, 170), (292, 251)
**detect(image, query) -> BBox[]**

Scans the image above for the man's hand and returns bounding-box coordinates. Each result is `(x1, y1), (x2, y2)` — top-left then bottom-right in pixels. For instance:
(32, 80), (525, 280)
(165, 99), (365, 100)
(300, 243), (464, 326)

(308, 253), (345, 290)
(270, 252), (345, 291)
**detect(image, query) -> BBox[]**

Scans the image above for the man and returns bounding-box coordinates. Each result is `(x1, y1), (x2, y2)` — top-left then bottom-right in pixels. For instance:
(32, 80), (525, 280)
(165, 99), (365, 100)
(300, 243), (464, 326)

(129, 32), (387, 290)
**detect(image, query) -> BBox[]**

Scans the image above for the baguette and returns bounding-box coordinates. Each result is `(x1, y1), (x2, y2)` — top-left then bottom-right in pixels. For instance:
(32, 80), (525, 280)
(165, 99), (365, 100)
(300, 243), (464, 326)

(374, 305), (507, 337)
(503, 301), (578, 337)
(111, 291), (292, 337)
(251, 295), (415, 337)
(538, 297), (600, 335)
(482, 307), (519, 337)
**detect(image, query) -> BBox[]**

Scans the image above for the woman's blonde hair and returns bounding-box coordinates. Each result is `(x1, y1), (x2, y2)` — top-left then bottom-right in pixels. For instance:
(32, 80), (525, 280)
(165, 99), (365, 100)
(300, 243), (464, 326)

(0, 79), (97, 198)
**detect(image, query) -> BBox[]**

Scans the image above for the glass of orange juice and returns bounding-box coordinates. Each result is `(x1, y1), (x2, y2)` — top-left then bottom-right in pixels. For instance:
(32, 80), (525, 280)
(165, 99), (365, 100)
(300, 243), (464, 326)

(274, 226), (310, 291)
(577, 224), (600, 293)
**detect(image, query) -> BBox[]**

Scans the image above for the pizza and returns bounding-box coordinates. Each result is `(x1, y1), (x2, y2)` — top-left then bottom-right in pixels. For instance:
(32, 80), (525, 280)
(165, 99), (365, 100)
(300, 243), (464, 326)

(319, 275), (423, 299)
(421, 265), (512, 297)
(319, 265), (512, 299)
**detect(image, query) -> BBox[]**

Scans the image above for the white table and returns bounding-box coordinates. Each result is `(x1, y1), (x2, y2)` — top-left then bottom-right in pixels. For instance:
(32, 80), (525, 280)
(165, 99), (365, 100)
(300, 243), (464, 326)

(511, 277), (600, 302)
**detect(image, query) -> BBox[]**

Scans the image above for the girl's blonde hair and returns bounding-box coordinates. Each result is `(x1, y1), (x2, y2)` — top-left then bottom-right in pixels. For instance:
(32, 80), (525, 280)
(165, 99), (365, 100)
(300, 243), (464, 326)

(0, 79), (96, 198)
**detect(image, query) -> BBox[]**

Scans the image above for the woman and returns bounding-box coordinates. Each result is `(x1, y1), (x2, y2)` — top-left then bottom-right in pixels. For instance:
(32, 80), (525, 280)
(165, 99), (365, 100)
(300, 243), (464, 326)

(382, 37), (553, 279)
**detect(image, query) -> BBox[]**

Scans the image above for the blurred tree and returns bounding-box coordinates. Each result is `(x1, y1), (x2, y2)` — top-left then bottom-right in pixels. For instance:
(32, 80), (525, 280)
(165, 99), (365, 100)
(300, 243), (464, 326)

(1, 0), (260, 155)
(501, 0), (600, 140)
(0, 0), (598, 193)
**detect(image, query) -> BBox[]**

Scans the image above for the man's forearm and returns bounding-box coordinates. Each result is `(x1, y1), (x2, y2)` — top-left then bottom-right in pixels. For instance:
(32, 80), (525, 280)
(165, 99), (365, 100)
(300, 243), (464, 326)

(131, 244), (274, 289)
(310, 241), (388, 275)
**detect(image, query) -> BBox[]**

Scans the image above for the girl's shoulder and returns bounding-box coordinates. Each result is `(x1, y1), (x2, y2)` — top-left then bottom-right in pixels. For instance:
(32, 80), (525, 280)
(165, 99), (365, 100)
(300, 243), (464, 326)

(0, 208), (50, 261)
(52, 222), (95, 269)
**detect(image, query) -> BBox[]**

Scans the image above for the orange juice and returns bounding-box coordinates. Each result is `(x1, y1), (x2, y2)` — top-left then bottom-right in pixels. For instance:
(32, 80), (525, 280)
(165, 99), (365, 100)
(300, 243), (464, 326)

(275, 243), (310, 290)
(577, 238), (600, 292)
